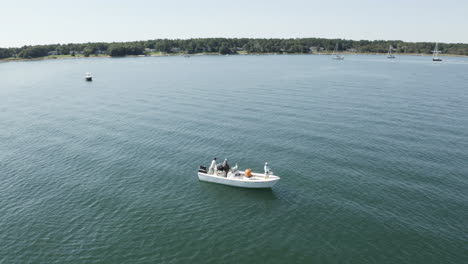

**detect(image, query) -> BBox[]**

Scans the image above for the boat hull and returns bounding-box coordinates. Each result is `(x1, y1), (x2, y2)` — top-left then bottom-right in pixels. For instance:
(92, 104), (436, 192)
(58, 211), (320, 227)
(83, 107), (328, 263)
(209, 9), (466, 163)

(85, 77), (93, 81)
(433, 58), (442, 61)
(197, 172), (280, 188)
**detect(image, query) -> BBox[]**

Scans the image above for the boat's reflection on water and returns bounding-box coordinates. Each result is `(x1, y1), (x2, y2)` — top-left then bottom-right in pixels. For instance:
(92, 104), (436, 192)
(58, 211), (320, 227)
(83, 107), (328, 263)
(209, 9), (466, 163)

(199, 182), (278, 201)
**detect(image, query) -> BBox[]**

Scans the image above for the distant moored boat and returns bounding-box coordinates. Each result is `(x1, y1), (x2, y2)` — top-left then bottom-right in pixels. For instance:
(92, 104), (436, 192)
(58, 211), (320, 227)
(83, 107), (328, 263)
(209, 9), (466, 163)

(332, 43), (344, 60)
(387, 45), (396, 58)
(85, 72), (93, 81)
(432, 43), (442, 61)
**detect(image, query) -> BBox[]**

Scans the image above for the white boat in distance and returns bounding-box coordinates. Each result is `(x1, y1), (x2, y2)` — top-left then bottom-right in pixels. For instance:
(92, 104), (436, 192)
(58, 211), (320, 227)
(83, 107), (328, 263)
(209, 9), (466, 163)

(332, 43), (344, 60)
(85, 72), (93, 81)
(432, 43), (442, 61)
(197, 160), (280, 188)
(387, 45), (396, 58)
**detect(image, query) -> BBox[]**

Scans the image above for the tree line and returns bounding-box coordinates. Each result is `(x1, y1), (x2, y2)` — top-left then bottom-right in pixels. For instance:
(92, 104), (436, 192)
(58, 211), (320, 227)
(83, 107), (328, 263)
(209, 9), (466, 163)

(1, 38), (467, 59)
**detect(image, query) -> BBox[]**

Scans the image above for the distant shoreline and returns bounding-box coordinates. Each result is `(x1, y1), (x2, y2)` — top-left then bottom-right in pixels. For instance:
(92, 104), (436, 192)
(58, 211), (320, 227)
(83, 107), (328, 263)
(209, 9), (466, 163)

(1, 52), (466, 63)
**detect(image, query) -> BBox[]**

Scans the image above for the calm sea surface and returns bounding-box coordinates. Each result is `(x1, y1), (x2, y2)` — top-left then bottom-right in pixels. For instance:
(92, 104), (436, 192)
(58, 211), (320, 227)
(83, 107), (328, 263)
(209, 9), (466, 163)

(0, 55), (467, 263)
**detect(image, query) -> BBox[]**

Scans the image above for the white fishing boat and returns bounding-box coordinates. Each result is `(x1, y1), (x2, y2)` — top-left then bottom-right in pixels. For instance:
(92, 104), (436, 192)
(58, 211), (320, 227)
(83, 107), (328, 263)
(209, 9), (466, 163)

(332, 43), (344, 60)
(387, 45), (396, 58)
(197, 159), (280, 188)
(432, 43), (442, 61)
(85, 72), (93, 81)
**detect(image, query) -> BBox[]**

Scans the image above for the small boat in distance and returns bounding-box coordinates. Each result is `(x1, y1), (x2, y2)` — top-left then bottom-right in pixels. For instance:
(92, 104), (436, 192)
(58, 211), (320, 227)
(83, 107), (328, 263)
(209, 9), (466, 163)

(387, 45), (396, 58)
(332, 43), (344, 60)
(197, 159), (280, 188)
(432, 43), (442, 61)
(85, 72), (93, 81)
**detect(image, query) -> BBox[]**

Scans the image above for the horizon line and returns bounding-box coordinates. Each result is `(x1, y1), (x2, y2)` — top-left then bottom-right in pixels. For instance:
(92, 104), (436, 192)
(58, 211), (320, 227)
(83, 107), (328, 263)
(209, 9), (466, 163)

(2, 37), (467, 49)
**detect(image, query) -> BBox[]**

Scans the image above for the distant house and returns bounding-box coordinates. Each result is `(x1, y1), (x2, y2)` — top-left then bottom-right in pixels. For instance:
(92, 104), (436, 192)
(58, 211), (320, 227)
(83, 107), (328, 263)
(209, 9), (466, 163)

(69, 50), (84, 55)
(170, 48), (181, 53)
(144, 48), (155, 52)
(347, 48), (357, 52)
(309, 46), (319, 53)
(48, 51), (59, 56)
(95, 50), (106, 55)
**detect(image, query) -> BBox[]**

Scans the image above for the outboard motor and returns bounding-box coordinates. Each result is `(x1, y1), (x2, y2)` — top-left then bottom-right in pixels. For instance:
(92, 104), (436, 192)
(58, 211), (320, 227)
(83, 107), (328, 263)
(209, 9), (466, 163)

(198, 165), (207, 173)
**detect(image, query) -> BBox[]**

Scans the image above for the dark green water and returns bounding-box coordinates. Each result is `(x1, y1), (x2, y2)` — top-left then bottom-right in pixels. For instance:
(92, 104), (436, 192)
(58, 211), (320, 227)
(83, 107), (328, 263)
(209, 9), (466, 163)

(1, 55), (467, 264)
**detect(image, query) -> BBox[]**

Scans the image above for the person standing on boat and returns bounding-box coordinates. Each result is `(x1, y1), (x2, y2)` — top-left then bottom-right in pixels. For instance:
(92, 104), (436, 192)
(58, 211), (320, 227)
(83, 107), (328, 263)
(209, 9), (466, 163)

(264, 162), (271, 179)
(208, 158), (217, 175)
(222, 159), (230, 177)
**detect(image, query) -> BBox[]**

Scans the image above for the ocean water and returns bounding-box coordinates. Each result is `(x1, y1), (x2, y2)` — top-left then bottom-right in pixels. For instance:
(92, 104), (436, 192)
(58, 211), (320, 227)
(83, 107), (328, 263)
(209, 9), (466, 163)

(0, 55), (467, 264)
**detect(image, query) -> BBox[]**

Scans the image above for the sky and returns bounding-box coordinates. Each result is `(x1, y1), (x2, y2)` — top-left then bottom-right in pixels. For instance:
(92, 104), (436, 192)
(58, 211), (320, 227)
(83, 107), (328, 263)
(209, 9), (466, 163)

(1, 0), (467, 47)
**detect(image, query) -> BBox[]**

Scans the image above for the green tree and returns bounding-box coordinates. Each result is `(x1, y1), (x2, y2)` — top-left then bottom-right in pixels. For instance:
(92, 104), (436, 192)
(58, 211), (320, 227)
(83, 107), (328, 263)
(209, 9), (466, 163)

(17, 46), (48, 58)
(83, 47), (93, 57)
(219, 43), (231, 55)
(0, 48), (12, 59)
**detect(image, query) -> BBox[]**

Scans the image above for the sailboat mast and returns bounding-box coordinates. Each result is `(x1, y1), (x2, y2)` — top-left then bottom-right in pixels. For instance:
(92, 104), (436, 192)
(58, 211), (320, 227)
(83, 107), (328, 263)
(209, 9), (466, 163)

(433, 43), (439, 58)
(432, 42), (442, 61)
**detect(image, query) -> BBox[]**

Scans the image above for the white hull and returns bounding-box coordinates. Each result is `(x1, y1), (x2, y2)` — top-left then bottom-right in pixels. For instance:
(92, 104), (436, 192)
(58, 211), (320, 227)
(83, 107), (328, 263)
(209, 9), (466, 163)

(197, 172), (280, 188)
(85, 72), (93, 81)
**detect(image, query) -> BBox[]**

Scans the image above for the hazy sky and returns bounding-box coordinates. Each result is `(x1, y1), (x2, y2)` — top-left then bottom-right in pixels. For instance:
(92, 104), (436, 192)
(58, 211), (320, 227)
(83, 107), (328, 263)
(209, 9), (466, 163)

(1, 0), (467, 47)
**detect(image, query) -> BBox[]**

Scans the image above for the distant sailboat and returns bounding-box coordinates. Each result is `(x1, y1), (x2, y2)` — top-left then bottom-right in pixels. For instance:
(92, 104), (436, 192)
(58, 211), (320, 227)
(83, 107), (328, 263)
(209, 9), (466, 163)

(332, 43), (344, 60)
(432, 43), (442, 61)
(387, 45), (396, 58)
